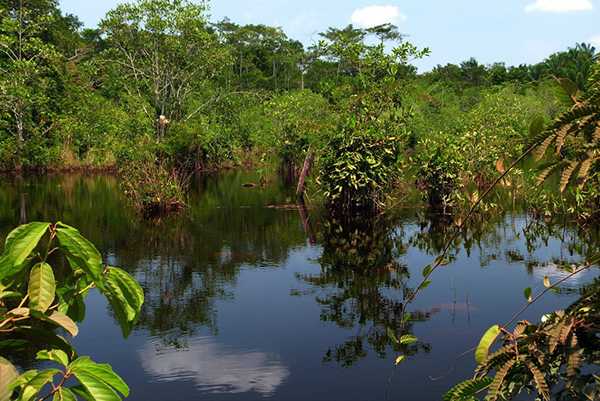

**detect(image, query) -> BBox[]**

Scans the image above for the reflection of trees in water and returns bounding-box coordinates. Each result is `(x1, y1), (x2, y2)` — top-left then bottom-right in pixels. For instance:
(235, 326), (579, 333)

(0, 172), (308, 348)
(297, 214), (431, 367)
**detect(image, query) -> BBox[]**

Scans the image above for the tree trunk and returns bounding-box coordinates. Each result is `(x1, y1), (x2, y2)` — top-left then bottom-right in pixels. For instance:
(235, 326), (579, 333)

(297, 199), (316, 245)
(14, 105), (24, 171)
(296, 148), (315, 199)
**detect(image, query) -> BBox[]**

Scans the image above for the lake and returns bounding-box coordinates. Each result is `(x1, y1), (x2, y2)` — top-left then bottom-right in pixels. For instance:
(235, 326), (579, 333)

(0, 172), (597, 401)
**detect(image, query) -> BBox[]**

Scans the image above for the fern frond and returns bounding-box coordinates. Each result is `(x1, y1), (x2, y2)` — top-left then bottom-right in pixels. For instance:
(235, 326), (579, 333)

(555, 125), (570, 155)
(535, 134), (557, 161)
(537, 163), (560, 185)
(485, 359), (516, 401)
(444, 377), (493, 401)
(524, 360), (550, 401)
(560, 161), (578, 193)
(566, 335), (582, 378)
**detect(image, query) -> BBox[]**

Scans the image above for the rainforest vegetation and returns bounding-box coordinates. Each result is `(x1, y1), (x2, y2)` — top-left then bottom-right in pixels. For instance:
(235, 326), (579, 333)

(0, 0), (599, 400)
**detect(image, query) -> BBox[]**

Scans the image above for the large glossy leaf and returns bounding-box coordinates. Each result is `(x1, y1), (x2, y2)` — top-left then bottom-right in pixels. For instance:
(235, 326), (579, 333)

(70, 357), (129, 397)
(47, 311), (79, 337)
(0, 357), (18, 401)
(100, 268), (144, 338)
(37, 349), (69, 367)
(55, 224), (103, 282)
(28, 263), (55, 312)
(72, 370), (121, 401)
(0, 222), (50, 281)
(475, 324), (501, 364)
(106, 267), (144, 314)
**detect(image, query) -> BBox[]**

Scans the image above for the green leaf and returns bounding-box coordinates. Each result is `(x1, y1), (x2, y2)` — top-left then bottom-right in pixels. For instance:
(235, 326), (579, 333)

(529, 115), (546, 138)
(100, 268), (144, 338)
(46, 311), (79, 337)
(105, 267), (144, 313)
(0, 222), (50, 281)
(475, 324), (501, 364)
(421, 264), (432, 278)
(28, 263), (55, 312)
(524, 287), (533, 303)
(55, 388), (77, 401)
(56, 224), (103, 282)
(70, 357), (129, 397)
(72, 370), (122, 401)
(418, 280), (432, 291)
(399, 335), (418, 345)
(69, 385), (93, 401)
(394, 355), (405, 365)
(20, 369), (61, 401)
(386, 327), (399, 343)
(37, 349), (69, 367)
(0, 357), (18, 401)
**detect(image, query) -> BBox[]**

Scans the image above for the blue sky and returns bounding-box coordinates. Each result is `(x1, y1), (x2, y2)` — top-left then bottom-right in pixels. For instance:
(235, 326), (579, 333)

(58, 0), (600, 71)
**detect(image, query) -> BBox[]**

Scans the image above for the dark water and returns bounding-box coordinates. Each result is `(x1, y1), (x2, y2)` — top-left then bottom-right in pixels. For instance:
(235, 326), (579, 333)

(0, 172), (598, 401)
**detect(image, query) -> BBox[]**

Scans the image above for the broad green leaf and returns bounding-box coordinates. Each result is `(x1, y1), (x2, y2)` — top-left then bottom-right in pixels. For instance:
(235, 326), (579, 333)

(68, 385), (93, 401)
(399, 335), (418, 345)
(72, 370), (121, 401)
(56, 225), (103, 282)
(106, 267), (144, 313)
(0, 222), (50, 281)
(8, 370), (37, 392)
(418, 280), (432, 291)
(20, 369), (61, 401)
(28, 263), (55, 312)
(0, 357), (18, 401)
(70, 358), (129, 397)
(475, 325), (501, 364)
(421, 264), (432, 278)
(101, 269), (144, 338)
(55, 387), (77, 401)
(37, 349), (69, 367)
(47, 311), (79, 337)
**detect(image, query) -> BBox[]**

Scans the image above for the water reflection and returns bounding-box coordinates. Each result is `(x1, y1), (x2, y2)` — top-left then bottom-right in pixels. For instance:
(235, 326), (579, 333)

(0, 173), (598, 401)
(139, 337), (289, 395)
(297, 214), (432, 367)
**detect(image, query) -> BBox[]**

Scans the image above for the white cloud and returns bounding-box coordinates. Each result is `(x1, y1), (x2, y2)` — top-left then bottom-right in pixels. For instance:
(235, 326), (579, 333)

(525, 0), (593, 13)
(351, 5), (407, 28)
(140, 337), (289, 395)
(588, 34), (600, 47)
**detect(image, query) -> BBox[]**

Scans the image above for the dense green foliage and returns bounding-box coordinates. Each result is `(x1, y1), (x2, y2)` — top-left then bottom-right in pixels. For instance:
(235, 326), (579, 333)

(1, 1), (600, 398)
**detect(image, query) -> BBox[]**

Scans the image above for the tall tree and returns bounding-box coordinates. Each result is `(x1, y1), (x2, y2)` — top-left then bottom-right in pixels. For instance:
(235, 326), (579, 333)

(0, 0), (63, 168)
(99, 0), (230, 139)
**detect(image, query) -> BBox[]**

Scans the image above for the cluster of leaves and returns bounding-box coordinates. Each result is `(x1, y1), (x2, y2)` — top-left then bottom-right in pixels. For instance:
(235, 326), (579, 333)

(534, 61), (600, 198)
(446, 276), (599, 401)
(118, 158), (188, 216)
(0, 222), (144, 401)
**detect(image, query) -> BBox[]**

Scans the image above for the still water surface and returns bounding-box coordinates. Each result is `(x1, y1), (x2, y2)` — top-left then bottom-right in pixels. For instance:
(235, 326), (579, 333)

(0, 172), (597, 401)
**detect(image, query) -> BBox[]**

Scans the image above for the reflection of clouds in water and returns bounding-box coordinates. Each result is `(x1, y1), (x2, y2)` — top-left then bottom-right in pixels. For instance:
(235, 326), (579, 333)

(139, 337), (289, 395)
(532, 263), (596, 287)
